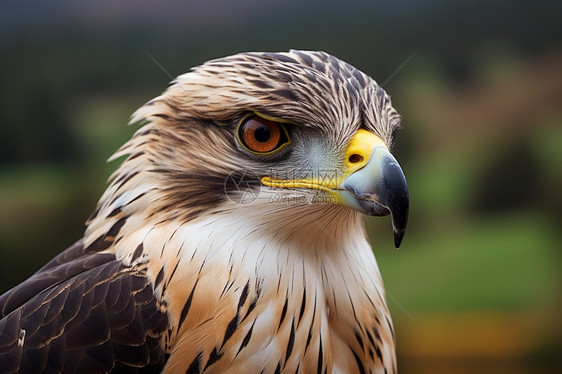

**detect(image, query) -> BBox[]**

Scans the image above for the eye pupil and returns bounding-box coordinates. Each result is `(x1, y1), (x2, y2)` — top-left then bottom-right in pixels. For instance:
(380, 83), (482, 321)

(254, 125), (271, 143)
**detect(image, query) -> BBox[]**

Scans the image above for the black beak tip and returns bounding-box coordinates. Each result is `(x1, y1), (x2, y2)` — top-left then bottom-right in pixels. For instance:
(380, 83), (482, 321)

(394, 230), (405, 249)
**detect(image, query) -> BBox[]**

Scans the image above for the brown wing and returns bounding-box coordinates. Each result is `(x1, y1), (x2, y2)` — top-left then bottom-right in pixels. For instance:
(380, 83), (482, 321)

(0, 242), (169, 373)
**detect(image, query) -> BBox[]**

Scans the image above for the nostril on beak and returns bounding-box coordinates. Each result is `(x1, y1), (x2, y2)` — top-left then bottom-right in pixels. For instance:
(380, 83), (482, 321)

(348, 154), (364, 164)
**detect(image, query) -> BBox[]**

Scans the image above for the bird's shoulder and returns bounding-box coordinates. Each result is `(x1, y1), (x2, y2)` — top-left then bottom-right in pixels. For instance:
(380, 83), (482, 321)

(0, 240), (169, 373)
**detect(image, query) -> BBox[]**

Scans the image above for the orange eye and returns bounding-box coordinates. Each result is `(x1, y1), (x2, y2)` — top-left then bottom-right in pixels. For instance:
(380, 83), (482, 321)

(237, 115), (290, 155)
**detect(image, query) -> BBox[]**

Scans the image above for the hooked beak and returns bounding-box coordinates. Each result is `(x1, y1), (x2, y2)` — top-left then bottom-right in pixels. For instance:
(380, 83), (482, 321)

(329, 129), (409, 248)
(338, 143), (409, 248)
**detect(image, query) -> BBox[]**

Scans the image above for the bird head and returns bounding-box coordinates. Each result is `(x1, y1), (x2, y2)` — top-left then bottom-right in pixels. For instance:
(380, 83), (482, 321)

(95, 50), (408, 248)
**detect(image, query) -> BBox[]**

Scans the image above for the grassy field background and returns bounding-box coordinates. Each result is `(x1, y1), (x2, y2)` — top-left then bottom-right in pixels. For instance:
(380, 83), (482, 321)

(0, 1), (560, 372)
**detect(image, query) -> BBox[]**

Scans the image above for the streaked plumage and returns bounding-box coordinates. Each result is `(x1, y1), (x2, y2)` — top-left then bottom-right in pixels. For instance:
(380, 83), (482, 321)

(0, 50), (408, 373)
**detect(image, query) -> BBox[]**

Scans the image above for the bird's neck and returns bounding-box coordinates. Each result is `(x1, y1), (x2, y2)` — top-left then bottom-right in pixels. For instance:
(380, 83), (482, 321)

(84, 197), (396, 372)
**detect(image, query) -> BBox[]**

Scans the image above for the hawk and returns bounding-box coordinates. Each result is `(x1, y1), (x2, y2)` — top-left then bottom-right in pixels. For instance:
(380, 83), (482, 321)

(0, 50), (408, 373)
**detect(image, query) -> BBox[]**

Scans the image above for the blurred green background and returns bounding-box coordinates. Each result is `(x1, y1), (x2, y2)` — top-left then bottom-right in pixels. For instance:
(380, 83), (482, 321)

(0, 0), (560, 372)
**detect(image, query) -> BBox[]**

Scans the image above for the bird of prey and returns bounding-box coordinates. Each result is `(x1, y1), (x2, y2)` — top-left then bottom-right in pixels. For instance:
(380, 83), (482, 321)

(0, 50), (408, 373)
